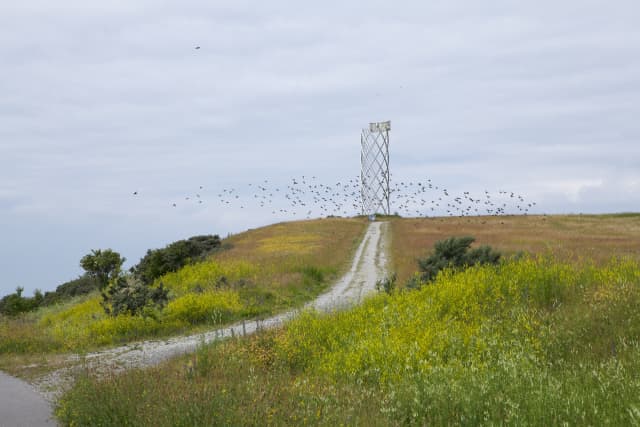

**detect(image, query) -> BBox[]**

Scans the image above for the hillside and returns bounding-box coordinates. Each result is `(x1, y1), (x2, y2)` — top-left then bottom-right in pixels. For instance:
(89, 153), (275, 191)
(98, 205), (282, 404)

(0, 217), (367, 371)
(52, 213), (640, 426)
(27, 220), (389, 405)
(3, 213), (640, 425)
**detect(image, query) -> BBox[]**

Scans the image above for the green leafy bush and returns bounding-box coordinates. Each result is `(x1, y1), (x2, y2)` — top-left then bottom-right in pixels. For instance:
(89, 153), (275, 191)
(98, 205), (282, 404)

(409, 236), (501, 288)
(101, 274), (168, 317)
(132, 235), (222, 286)
(1, 275), (101, 315)
(42, 275), (100, 306)
(0, 287), (43, 316)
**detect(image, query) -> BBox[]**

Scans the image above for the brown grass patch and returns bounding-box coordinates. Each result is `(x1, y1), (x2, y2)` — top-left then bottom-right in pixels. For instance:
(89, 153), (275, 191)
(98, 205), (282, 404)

(390, 214), (640, 284)
(215, 217), (367, 282)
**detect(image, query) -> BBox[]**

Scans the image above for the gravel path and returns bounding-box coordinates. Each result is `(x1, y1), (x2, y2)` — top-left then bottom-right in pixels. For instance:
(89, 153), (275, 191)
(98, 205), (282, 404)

(28, 220), (389, 408)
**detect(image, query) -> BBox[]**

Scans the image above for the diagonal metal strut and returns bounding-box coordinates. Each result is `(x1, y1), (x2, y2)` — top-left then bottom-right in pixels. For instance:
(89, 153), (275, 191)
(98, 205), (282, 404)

(361, 121), (390, 216)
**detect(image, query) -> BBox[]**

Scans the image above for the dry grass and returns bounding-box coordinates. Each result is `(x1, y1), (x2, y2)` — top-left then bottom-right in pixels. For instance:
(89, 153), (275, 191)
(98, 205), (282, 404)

(0, 353), (72, 381)
(390, 213), (640, 284)
(213, 217), (368, 292)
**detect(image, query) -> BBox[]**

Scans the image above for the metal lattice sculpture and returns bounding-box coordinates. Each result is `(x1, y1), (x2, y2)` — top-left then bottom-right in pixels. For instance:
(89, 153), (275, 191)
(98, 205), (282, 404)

(361, 121), (391, 216)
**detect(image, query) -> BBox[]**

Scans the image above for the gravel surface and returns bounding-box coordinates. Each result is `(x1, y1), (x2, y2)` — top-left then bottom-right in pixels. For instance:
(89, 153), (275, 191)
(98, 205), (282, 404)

(30, 220), (389, 404)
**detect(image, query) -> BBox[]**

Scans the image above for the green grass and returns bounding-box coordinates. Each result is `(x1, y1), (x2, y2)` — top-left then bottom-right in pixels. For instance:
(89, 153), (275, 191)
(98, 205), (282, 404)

(56, 255), (640, 426)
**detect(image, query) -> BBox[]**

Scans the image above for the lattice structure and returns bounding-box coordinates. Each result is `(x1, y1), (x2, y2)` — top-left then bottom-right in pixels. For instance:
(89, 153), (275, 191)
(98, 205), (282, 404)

(361, 121), (391, 216)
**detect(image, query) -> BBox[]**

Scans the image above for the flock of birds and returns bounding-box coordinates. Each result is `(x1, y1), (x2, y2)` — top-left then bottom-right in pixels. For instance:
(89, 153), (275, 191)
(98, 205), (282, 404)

(132, 45), (538, 221)
(132, 175), (538, 220)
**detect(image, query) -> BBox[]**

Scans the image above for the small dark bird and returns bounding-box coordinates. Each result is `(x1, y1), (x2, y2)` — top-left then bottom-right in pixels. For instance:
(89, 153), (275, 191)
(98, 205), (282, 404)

(133, 191), (138, 195)
(195, 46), (201, 50)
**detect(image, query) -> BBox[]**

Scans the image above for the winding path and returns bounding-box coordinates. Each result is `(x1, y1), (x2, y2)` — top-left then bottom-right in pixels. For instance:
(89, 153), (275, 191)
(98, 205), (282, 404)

(1, 221), (389, 425)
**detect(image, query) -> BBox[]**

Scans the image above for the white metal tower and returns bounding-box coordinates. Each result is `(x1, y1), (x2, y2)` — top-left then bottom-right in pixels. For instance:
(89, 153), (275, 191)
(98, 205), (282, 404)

(361, 121), (391, 216)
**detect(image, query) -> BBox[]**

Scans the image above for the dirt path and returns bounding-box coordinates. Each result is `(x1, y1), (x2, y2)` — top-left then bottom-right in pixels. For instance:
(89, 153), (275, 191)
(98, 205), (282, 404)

(29, 221), (389, 405)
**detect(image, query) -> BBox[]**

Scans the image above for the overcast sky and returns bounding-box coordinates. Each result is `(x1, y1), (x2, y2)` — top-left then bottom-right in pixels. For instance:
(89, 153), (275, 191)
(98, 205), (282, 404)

(1, 1), (639, 296)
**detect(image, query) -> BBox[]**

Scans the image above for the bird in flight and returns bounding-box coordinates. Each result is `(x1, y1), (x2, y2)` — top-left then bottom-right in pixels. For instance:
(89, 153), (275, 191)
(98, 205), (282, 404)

(195, 46), (201, 50)
(141, 172), (536, 221)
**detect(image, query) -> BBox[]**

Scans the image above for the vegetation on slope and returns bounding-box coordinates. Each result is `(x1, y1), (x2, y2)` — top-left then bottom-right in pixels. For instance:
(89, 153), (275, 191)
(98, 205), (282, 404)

(7, 213), (640, 425)
(0, 218), (366, 356)
(0, 235), (223, 318)
(57, 254), (640, 426)
(390, 214), (640, 284)
(132, 234), (224, 286)
(0, 276), (100, 316)
(407, 235), (501, 288)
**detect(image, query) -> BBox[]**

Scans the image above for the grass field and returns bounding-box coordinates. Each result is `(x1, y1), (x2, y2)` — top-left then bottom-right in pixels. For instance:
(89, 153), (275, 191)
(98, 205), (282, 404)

(53, 213), (640, 426)
(0, 218), (367, 368)
(390, 213), (640, 284)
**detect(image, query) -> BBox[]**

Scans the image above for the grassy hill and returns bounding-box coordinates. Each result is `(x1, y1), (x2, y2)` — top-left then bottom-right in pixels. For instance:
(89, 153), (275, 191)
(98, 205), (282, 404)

(0, 214), (640, 426)
(6, 213), (640, 425)
(0, 218), (367, 371)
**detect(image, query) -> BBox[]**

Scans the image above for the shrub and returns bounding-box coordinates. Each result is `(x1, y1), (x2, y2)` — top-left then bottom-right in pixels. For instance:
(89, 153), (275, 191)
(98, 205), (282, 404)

(412, 236), (501, 287)
(101, 275), (168, 317)
(132, 235), (222, 286)
(42, 275), (100, 306)
(376, 273), (397, 294)
(0, 287), (43, 316)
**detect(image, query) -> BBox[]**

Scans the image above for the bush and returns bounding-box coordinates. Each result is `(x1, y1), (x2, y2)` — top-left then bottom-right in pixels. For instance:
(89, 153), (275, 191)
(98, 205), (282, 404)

(0, 287), (43, 316)
(1, 275), (100, 315)
(132, 235), (222, 286)
(42, 275), (100, 306)
(376, 273), (397, 294)
(411, 236), (501, 288)
(101, 275), (168, 317)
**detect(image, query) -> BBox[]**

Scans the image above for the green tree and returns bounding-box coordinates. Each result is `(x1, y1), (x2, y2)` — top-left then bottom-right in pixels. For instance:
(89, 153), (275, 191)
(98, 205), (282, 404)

(409, 236), (501, 288)
(80, 249), (125, 290)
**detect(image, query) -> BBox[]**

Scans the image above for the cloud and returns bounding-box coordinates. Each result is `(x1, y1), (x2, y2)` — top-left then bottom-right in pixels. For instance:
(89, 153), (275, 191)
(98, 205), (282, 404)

(1, 0), (640, 294)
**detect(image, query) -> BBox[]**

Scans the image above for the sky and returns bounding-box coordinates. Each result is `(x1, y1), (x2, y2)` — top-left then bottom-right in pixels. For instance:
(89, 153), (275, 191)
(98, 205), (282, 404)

(1, 1), (639, 297)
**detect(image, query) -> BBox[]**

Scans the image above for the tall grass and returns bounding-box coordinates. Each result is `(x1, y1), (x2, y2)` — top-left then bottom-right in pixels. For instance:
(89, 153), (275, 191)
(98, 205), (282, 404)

(57, 255), (640, 425)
